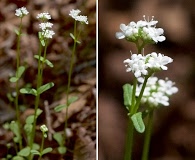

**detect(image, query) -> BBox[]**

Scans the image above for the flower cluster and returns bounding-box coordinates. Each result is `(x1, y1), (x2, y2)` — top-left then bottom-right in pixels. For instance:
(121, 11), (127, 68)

(136, 77), (178, 107)
(37, 12), (55, 39)
(69, 9), (88, 24)
(115, 15), (165, 43)
(15, 7), (29, 18)
(40, 124), (48, 138)
(124, 52), (173, 78)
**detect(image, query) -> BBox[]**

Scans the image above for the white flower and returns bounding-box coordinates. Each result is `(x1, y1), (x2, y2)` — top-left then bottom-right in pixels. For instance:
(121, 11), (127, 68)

(15, 7), (29, 17)
(69, 9), (81, 19)
(41, 29), (55, 39)
(116, 15), (165, 43)
(40, 124), (48, 132)
(147, 52), (173, 70)
(69, 9), (88, 24)
(124, 52), (173, 78)
(37, 12), (51, 20)
(75, 15), (88, 24)
(124, 54), (148, 78)
(39, 22), (53, 30)
(136, 77), (178, 107)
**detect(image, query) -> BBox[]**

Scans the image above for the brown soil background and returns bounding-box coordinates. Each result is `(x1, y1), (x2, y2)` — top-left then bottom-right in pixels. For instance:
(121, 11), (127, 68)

(99, 0), (195, 160)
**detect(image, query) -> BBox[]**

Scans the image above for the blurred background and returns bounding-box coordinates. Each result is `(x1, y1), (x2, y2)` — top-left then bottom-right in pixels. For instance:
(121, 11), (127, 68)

(99, 0), (195, 159)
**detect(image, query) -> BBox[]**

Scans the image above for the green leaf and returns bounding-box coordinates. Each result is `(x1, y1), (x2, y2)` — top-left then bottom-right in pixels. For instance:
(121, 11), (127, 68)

(9, 77), (18, 83)
(37, 82), (54, 95)
(123, 84), (133, 109)
(31, 149), (40, 156)
(54, 104), (67, 112)
(131, 112), (145, 133)
(10, 121), (20, 139)
(26, 115), (34, 124)
(70, 33), (75, 40)
(14, 29), (20, 35)
(12, 156), (24, 160)
(34, 55), (53, 68)
(16, 66), (25, 79)
(45, 59), (54, 67)
(18, 147), (30, 157)
(24, 123), (33, 134)
(42, 147), (52, 155)
(58, 146), (66, 154)
(25, 109), (42, 124)
(20, 88), (37, 96)
(53, 132), (63, 146)
(67, 96), (78, 106)
(32, 143), (40, 150)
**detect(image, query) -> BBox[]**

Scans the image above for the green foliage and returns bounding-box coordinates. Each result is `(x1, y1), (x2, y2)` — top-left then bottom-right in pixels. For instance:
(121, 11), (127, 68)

(131, 112), (145, 133)
(42, 147), (53, 155)
(54, 96), (78, 112)
(9, 121), (20, 143)
(18, 147), (31, 157)
(70, 33), (81, 44)
(10, 66), (25, 82)
(20, 88), (37, 96)
(53, 132), (67, 154)
(34, 55), (54, 68)
(123, 84), (133, 110)
(37, 82), (54, 95)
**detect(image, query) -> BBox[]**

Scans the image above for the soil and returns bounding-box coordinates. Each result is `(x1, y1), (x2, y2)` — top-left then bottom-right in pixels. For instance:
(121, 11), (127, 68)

(99, 0), (195, 160)
(0, 0), (96, 159)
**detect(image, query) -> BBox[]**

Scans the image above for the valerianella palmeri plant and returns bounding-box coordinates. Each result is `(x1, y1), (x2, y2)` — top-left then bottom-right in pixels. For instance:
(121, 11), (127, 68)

(115, 15), (178, 160)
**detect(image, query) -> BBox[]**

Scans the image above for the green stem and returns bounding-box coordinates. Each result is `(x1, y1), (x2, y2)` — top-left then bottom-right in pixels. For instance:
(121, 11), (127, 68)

(29, 42), (44, 159)
(124, 119), (134, 160)
(132, 76), (149, 114)
(64, 20), (78, 144)
(141, 110), (154, 160)
(130, 79), (137, 113)
(39, 134), (45, 160)
(15, 17), (23, 150)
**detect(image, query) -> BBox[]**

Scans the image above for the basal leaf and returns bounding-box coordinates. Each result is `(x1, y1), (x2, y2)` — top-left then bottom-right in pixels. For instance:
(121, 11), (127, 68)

(18, 147), (30, 157)
(131, 112), (145, 133)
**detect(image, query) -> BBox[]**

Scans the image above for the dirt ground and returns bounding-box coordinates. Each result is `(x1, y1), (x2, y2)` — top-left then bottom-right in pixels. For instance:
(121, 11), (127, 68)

(0, 0), (96, 159)
(99, 0), (195, 160)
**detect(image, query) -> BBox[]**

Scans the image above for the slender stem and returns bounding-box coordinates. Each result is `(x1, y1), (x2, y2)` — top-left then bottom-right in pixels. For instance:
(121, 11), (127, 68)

(39, 134), (45, 160)
(130, 79), (137, 113)
(29, 42), (44, 160)
(15, 18), (23, 150)
(64, 20), (77, 143)
(141, 110), (154, 160)
(124, 119), (134, 160)
(132, 76), (149, 114)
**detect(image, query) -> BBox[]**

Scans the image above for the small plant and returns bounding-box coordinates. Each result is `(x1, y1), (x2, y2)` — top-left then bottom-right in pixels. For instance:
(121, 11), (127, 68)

(115, 15), (178, 160)
(54, 8), (88, 156)
(3, 5), (90, 159)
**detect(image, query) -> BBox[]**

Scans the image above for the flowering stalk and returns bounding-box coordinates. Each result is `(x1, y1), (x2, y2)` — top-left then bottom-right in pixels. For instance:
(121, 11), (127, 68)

(141, 109), (154, 160)
(116, 15), (178, 160)
(28, 12), (54, 159)
(62, 9), (88, 149)
(14, 7), (29, 150)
